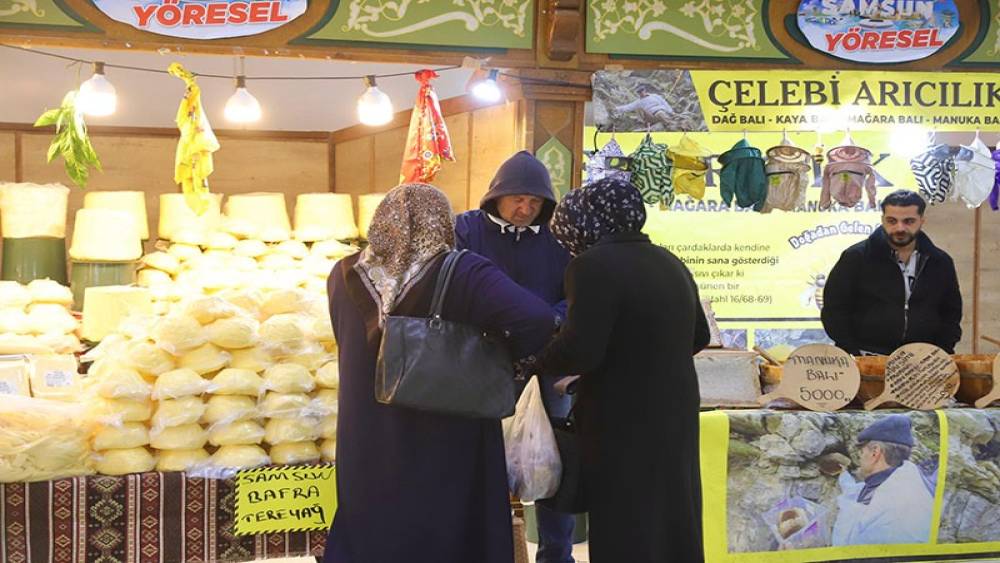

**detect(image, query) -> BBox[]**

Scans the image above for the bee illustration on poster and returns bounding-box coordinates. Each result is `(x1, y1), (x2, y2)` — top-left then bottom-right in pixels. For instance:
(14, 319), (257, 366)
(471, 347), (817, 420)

(800, 272), (828, 311)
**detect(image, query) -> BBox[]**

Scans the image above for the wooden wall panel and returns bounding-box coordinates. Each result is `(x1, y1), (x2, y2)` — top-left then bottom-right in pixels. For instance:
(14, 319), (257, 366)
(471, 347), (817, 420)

(469, 102), (520, 209)
(328, 101), (519, 214)
(434, 113), (471, 211)
(372, 129), (407, 194)
(922, 202), (977, 354)
(211, 138), (328, 196)
(0, 133), (16, 182)
(979, 210), (1000, 350)
(22, 133), (177, 244)
(334, 137), (374, 207)
(211, 138), (328, 237)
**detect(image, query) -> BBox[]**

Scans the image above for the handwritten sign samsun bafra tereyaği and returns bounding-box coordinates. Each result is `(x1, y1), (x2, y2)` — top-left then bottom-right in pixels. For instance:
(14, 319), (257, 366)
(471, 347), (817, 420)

(234, 464), (337, 535)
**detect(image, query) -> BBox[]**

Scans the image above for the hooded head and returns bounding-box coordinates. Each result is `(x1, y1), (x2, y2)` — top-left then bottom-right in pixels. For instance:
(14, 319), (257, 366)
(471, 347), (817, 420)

(480, 151), (557, 226)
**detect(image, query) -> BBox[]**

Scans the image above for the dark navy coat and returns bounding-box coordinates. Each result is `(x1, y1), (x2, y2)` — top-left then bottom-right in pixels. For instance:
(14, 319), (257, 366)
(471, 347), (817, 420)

(323, 251), (555, 563)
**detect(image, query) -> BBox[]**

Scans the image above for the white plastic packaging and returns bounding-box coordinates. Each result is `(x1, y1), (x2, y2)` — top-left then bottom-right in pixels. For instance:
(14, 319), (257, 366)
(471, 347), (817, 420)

(207, 368), (265, 396)
(94, 448), (155, 476)
(502, 376), (562, 502)
(149, 424), (208, 450)
(263, 363), (314, 394)
(151, 396), (206, 430)
(269, 441), (320, 465)
(152, 369), (209, 400)
(202, 395), (257, 425)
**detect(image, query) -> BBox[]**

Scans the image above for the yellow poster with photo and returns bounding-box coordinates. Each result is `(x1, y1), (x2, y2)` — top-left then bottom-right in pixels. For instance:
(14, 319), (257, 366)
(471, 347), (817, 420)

(699, 409), (1000, 562)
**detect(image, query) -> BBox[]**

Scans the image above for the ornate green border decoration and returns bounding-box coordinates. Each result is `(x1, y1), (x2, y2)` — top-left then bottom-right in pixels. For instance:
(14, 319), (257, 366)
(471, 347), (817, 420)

(298, 0), (533, 50)
(0, 0), (92, 30)
(537, 136), (572, 200)
(586, 0), (787, 60)
(956, 0), (1000, 64)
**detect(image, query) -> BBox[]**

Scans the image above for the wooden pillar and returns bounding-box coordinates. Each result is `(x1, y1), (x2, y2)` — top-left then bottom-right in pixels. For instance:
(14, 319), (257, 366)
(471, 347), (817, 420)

(510, 69), (592, 196)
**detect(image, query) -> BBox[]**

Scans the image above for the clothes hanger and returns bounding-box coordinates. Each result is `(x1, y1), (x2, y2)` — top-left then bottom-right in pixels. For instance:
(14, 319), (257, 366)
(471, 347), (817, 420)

(839, 127), (855, 147)
(973, 128), (981, 144)
(781, 128), (794, 147)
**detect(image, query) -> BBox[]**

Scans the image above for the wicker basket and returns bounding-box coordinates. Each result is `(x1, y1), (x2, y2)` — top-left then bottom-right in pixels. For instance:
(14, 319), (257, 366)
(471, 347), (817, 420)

(760, 364), (783, 386)
(854, 356), (889, 401)
(953, 354), (995, 405)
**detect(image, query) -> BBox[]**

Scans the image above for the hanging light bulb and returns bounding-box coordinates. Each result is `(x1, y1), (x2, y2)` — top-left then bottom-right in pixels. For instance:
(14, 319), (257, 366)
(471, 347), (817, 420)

(471, 69), (502, 102)
(224, 57), (261, 123)
(357, 75), (394, 126)
(225, 76), (262, 123)
(78, 62), (117, 117)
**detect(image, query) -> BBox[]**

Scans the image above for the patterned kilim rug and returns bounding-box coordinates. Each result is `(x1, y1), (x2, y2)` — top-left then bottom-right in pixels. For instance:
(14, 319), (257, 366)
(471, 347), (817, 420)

(1, 471), (325, 563)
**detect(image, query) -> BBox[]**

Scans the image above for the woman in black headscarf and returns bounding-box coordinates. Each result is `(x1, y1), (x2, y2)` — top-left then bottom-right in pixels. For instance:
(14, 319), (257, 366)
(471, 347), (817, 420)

(534, 178), (710, 563)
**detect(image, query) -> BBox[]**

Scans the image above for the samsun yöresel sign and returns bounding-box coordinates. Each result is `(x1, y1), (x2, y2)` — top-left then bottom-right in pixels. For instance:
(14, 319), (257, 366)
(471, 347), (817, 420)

(91, 0), (308, 40)
(797, 0), (960, 63)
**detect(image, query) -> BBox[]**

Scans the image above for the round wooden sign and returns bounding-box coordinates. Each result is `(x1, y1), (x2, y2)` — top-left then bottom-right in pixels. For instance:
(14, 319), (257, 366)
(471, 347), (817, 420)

(864, 343), (959, 410)
(758, 344), (860, 412)
(973, 354), (1000, 408)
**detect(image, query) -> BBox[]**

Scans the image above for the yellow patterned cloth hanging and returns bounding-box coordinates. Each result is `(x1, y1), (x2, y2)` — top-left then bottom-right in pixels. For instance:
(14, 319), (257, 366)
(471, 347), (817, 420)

(168, 63), (219, 215)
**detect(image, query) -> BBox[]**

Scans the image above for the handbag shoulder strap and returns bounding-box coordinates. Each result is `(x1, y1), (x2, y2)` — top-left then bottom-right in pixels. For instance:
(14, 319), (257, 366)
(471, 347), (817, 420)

(429, 249), (467, 319)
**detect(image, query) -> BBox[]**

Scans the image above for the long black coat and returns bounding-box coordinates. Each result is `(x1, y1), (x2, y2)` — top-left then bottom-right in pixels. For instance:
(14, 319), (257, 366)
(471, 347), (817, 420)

(536, 232), (710, 563)
(821, 228), (962, 355)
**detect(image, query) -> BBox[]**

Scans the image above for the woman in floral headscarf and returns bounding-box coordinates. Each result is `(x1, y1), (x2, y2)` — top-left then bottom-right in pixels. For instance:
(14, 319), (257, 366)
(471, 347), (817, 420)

(324, 183), (555, 563)
(535, 178), (711, 563)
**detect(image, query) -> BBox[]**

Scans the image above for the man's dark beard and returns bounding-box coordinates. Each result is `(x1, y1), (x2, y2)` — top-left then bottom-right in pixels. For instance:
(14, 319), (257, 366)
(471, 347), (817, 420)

(888, 232), (916, 248)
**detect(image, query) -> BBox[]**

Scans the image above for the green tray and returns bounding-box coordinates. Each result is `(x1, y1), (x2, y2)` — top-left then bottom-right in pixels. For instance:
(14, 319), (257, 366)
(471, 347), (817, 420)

(1, 237), (68, 285)
(70, 260), (138, 311)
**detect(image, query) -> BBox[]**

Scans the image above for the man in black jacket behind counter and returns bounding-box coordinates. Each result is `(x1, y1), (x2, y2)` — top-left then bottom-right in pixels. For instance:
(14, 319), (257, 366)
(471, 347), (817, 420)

(822, 190), (963, 355)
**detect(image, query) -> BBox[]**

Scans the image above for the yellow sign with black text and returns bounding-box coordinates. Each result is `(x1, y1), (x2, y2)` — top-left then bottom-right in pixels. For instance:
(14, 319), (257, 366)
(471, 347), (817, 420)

(691, 70), (1000, 132)
(234, 464), (337, 536)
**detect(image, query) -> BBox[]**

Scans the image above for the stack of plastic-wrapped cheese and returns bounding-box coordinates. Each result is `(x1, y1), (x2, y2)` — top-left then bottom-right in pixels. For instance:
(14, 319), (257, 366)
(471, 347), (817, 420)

(83, 289), (339, 476)
(139, 192), (359, 315)
(0, 395), (95, 482)
(0, 279), (81, 355)
(139, 237), (357, 314)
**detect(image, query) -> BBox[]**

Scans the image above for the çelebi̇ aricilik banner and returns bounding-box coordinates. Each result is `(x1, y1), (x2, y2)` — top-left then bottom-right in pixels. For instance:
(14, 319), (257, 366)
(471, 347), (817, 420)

(591, 70), (1000, 134)
(796, 0), (961, 63)
(91, 0), (308, 39)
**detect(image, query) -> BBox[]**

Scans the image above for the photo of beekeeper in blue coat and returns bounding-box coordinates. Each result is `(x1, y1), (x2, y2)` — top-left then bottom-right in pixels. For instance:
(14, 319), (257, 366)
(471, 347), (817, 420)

(832, 414), (936, 546)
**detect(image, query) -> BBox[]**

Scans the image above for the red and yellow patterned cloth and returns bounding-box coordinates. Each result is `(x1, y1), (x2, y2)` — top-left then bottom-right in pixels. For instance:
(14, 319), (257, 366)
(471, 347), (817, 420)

(1, 472), (325, 563)
(400, 69), (455, 184)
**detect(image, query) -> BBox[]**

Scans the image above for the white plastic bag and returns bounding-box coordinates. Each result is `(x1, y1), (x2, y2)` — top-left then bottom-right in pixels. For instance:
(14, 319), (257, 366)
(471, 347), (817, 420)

(502, 376), (561, 501)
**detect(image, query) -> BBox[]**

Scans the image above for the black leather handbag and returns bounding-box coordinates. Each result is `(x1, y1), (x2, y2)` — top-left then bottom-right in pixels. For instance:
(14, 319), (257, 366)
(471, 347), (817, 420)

(375, 250), (517, 419)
